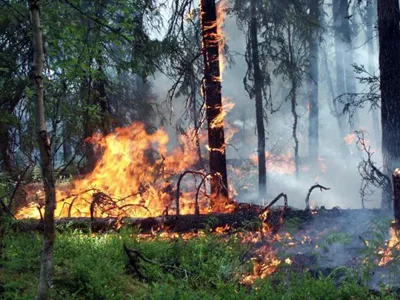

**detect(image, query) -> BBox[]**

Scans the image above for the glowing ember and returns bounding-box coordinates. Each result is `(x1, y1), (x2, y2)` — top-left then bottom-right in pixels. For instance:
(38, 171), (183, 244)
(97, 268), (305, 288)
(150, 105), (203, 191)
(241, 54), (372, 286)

(15, 123), (235, 219)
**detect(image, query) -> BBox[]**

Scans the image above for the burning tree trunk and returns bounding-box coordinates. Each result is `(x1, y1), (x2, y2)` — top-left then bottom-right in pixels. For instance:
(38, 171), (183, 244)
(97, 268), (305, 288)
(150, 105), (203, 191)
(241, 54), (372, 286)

(200, 0), (230, 204)
(307, 0), (320, 163)
(28, 1), (56, 299)
(249, 0), (267, 199)
(377, 0), (400, 209)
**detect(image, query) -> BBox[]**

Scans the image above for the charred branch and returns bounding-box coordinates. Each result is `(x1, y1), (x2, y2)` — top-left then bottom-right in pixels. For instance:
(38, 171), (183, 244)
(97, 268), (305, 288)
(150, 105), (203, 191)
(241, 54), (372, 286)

(305, 184), (330, 211)
(356, 131), (391, 208)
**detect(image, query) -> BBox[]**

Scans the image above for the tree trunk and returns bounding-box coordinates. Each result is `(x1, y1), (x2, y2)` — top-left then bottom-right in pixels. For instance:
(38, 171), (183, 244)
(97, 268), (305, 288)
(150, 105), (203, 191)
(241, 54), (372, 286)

(62, 124), (72, 165)
(190, 69), (205, 169)
(200, 0), (230, 205)
(366, 0), (380, 145)
(342, 0), (358, 130)
(307, 0), (319, 163)
(291, 86), (300, 178)
(0, 126), (12, 174)
(332, 0), (350, 156)
(377, 0), (400, 209)
(29, 1), (56, 299)
(249, 0), (267, 199)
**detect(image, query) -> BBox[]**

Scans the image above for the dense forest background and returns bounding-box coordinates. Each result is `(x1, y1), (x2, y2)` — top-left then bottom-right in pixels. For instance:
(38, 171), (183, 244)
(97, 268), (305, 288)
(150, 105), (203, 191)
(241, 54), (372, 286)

(4, 1), (400, 299)
(0, 0), (382, 210)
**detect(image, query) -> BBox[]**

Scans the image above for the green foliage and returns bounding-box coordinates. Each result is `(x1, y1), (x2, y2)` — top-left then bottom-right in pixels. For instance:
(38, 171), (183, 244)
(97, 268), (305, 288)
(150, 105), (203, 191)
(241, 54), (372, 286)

(0, 229), (396, 299)
(318, 231), (352, 252)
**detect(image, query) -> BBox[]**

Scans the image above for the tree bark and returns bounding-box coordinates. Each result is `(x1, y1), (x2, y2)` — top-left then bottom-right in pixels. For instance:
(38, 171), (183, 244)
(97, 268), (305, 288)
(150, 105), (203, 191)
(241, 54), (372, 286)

(249, 0), (267, 199)
(332, 0), (350, 156)
(307, 0), (319, 163)
(377, 0), (400, 209)
(366, 0), (380, 146)
(29, 1), (56, 299)
(200, 0), (230, 205)
(287, 26), (300, 178)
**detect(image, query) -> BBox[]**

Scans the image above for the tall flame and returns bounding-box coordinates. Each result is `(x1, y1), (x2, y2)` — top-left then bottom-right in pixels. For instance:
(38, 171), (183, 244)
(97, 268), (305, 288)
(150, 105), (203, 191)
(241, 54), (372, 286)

(15, 123), (235, 219)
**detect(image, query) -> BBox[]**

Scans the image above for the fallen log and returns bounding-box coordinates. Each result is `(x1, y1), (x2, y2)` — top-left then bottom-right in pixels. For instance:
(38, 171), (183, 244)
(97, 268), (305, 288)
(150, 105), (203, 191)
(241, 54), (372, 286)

(10, 205), (369, 234)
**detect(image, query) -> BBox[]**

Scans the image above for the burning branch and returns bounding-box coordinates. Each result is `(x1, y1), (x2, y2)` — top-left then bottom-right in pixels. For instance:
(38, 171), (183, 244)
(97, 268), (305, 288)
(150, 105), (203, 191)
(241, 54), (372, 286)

(305, 184), (330, 211)
(176, 170), (208, 216)
(90, 192), (150, 231)
(260, 193), (288, 217)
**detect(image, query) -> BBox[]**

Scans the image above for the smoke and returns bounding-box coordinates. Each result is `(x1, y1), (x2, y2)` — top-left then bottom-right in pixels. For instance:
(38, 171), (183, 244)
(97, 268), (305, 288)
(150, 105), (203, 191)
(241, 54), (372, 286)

(148, 0), (382, 210)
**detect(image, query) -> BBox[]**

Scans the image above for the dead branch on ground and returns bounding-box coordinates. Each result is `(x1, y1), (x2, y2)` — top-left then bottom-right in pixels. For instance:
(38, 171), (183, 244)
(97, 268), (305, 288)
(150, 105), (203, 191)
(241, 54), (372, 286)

(124, 244), (190, 281)
(305, 184), (330, 211)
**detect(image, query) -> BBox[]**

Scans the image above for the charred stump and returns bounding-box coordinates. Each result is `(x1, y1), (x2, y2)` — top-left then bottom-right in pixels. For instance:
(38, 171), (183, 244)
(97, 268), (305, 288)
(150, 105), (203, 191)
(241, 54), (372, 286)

(200, 0), (230, 205)
(392, 169), (400, 227)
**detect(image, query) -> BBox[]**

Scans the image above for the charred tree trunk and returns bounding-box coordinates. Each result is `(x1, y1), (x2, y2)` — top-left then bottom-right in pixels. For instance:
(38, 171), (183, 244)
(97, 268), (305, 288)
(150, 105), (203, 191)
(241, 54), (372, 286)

(29, 1), (56, 299)
(332, 0), (350, 156)
(307, 0), (320, 163)
(377, 0), (400, 209)
(200, 0), (230, 205)
(249, 0), (267, 199)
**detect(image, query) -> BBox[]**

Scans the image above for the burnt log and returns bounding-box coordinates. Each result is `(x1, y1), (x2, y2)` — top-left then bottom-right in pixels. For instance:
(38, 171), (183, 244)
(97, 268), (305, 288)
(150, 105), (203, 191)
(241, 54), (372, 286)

(8, 206), (361, 234)
(392, 168), (400, 228)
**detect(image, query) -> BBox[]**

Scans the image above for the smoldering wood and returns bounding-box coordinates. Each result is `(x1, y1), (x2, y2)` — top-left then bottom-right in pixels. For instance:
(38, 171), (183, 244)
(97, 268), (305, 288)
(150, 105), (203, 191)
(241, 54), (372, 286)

(200, 0), (230, 202)
(10, 206), (363, 234)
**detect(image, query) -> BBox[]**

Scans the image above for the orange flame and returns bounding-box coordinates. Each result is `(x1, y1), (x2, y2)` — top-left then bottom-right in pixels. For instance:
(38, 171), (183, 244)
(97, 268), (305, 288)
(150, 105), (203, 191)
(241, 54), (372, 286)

(15, 123), (234, 219)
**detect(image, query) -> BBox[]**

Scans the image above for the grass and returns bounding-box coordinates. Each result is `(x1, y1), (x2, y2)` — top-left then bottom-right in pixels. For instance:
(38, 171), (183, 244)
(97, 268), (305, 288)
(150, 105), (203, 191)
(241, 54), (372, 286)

(0, 226), (397, 300)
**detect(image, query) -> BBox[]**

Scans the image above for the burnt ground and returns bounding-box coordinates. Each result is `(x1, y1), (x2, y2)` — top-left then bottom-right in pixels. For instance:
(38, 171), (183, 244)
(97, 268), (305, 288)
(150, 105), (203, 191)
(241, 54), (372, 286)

(272, 208), (400, 291)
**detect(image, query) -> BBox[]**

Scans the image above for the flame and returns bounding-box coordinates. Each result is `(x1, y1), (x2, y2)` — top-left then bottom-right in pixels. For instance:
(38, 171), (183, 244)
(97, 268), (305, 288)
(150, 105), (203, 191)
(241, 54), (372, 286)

(250, 152), (296, 175)
(216, 0), (228, 77)
(200, 0), (228, 82)
(344, 133), (356, 145)
(15, 123), (235, 219)
(210, 97), (235, 129)
(378, 226), (400, 266)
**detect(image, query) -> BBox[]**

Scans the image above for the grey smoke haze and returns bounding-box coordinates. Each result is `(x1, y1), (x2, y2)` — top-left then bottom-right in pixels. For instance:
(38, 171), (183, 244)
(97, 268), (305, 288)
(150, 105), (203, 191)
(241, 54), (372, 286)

(149, 0), (382, 210)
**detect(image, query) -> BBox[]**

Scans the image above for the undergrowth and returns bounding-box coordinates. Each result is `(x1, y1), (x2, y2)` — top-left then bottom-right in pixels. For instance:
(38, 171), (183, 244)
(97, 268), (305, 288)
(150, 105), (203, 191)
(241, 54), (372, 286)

(0, 227), (396, 300)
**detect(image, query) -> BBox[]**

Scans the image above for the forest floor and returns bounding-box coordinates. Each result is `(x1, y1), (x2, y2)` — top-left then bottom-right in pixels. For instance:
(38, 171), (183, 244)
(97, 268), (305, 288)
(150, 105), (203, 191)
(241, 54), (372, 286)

(1, 209), (400, 299)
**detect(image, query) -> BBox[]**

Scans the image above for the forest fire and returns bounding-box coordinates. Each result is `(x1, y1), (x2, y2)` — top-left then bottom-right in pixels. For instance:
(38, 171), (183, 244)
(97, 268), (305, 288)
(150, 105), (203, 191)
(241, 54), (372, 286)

(15, 123), (236, 219)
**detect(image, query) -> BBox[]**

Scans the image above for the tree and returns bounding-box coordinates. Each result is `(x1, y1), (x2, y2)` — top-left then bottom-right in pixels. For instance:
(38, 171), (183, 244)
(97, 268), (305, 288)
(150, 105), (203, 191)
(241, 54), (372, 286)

(248, 0), (267, 199)
(332, 0), (350, 155)
(200, 0), (230, 205)
(234, 0), (269, 199)
(364, 0), (380, 144)
(28, 0), (56, 299)
(307, 0), (320, 163)
(377, 0), (400, 209)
